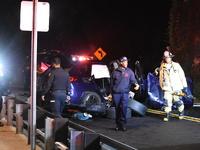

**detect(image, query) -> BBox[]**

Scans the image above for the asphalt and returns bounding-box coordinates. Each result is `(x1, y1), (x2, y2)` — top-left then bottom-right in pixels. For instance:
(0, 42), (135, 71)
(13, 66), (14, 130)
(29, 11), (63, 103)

(69, 108), (200, 150)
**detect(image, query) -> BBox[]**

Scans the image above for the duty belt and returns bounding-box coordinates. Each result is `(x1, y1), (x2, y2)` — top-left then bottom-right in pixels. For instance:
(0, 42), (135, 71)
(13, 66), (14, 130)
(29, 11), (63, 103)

(51, 89), (66, 93)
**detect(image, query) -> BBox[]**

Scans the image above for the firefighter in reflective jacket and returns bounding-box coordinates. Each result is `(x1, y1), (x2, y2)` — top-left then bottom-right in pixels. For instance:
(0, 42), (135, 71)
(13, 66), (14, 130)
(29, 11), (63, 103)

(155, 51), (188, 121)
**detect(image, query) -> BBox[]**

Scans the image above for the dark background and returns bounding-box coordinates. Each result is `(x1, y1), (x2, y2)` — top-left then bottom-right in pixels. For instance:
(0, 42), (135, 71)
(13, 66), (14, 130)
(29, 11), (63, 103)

(0, 0), (172, 75)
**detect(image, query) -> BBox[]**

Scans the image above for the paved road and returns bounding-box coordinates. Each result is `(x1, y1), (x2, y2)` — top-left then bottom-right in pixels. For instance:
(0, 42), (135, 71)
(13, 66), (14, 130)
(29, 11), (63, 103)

(68, 107), (200, 150)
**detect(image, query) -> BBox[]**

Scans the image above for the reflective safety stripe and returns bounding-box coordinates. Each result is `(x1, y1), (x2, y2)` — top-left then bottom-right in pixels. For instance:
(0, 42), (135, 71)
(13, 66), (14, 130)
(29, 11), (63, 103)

(147, 109), (200, 123)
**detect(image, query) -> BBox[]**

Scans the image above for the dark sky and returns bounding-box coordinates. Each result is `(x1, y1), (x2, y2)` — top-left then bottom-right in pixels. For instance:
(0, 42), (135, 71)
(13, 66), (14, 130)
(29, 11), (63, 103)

(0, 0), (172, 73)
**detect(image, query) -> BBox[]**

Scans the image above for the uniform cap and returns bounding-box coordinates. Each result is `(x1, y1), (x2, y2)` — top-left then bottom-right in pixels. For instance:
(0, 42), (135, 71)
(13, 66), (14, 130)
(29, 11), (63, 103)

(119, 56), (129, 62)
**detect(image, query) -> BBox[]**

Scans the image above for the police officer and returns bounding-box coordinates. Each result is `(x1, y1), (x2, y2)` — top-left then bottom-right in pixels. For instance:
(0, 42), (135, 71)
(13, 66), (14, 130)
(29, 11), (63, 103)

(41, 57), (70, 116)
(111, 56), (139, 131)
(0, 95), (3, 127)
(155, 51), (188, 121)
(0, 73), (3, 126)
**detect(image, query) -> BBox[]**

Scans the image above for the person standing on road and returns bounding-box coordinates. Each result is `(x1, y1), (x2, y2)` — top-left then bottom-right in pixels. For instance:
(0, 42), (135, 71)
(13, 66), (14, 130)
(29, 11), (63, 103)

(0, 94), (3, 127)
(155, 50), (188, 121)
(41, 57), (71, 116)
(0, 73), (4, 127)
(111, 56), (139, 131)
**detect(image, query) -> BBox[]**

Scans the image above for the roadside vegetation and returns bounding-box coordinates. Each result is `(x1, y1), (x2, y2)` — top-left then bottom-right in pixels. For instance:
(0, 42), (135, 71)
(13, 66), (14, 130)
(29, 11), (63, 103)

(169, 0), (200, 99)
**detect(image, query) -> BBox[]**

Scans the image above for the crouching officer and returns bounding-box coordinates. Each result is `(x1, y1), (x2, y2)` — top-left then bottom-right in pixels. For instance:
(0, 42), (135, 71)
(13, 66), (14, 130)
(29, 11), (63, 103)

(41, 57), (70, 116)
(155, 50), (188, 121)
(111, 56), (139, 131)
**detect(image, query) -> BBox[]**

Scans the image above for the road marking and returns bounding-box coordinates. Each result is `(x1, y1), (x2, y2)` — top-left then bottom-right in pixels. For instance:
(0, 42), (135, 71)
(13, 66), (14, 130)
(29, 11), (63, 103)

(147, 109), (200, 123)
(193, 103), (200, 107)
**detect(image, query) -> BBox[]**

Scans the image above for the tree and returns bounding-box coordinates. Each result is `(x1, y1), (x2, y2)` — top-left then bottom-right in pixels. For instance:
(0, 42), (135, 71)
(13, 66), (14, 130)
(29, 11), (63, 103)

(169, 0), (200, 98)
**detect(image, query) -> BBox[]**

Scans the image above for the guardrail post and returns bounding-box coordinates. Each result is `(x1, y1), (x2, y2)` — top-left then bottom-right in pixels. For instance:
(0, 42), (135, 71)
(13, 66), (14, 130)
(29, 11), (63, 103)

(28, 109), (30, 144)
(45, 117), (55, 150)
(7, 99), (14, 126)
(45, 117), (69, 150)
(0, 96), (7, 120)
(16, 104), (23, 134)
(70, 131), (84, 150)
(28, 109), (46, 145)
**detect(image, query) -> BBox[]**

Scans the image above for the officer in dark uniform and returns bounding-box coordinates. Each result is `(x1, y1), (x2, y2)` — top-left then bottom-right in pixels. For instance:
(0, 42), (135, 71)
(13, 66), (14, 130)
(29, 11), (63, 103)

(0, 94), (3, 127)
(111, 56), (139, 131)
(41, 57), (70, 116)
(0, 72), (4, 126)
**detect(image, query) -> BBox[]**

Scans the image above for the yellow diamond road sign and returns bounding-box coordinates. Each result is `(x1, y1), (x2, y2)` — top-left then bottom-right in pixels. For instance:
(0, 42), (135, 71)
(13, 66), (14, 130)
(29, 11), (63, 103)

(94, 48), (106, 60)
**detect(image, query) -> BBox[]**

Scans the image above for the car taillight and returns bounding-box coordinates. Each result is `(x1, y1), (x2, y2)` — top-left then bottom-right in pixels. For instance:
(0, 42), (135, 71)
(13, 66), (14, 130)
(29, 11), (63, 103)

(70, 76), (78, 82)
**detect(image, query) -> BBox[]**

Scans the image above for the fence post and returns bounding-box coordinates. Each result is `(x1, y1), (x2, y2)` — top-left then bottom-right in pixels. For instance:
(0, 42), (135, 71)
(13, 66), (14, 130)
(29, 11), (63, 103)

(16, 104), (23, 134)
(0, 96), (7, 120)
(45, 117), (55, 150)
(45, 117), (69, 150)
(27, 109), (46, 145)
(7, 99), (14, 126)
(70, 131), (84, 150)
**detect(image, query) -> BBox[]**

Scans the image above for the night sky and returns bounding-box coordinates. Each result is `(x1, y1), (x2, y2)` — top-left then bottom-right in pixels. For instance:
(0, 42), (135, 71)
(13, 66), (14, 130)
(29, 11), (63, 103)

(0, 0), (172, 74)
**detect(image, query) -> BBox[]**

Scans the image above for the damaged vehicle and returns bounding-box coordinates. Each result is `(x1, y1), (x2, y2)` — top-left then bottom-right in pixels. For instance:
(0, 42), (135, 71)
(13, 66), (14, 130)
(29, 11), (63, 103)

(37, 50), (146, 115)
(146, 72), (194, 109)
(37, 50), (114, 114)
(37, 50), (194, 116)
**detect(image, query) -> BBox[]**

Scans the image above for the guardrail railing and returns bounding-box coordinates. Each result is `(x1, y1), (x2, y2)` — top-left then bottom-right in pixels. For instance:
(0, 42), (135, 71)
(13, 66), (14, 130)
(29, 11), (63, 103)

(3, 96), (138, 150)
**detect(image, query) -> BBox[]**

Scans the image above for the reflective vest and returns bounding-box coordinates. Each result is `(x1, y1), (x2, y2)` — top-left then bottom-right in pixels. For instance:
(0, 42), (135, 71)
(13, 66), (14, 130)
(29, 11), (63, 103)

(159, 62), (187, 91)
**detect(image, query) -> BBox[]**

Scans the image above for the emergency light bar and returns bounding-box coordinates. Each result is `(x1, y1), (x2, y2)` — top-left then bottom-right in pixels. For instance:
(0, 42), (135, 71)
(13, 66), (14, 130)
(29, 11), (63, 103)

(71, 55), (94, 61)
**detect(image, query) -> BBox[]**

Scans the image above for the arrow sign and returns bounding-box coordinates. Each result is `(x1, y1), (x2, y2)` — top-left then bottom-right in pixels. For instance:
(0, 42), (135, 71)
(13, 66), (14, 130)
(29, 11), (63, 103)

(94, 47), (106, 60)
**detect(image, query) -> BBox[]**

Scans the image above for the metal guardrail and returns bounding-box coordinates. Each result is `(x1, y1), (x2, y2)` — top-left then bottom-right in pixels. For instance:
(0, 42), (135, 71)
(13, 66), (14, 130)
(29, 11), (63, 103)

(4, 96), (138, 150)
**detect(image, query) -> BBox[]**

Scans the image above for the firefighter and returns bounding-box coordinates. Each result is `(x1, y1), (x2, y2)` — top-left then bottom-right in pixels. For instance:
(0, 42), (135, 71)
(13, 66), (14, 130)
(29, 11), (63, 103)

(111, 56), (139, 131)
(155, 51), (188, 121)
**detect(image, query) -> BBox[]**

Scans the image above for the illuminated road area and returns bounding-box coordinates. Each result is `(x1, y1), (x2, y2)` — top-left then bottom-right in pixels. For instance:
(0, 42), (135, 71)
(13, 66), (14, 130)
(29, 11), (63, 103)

(69, 107), (200, 150)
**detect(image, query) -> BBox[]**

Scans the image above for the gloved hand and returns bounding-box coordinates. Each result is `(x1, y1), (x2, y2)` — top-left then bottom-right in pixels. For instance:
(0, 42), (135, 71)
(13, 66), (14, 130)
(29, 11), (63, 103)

(66, 96), (70, 104)
(129, 91), (135, 99)
(156, 67), (162, 72)
(182, 87), (188, 94)
(107, 94), (112, 101)
(154, 67), (162, 75)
